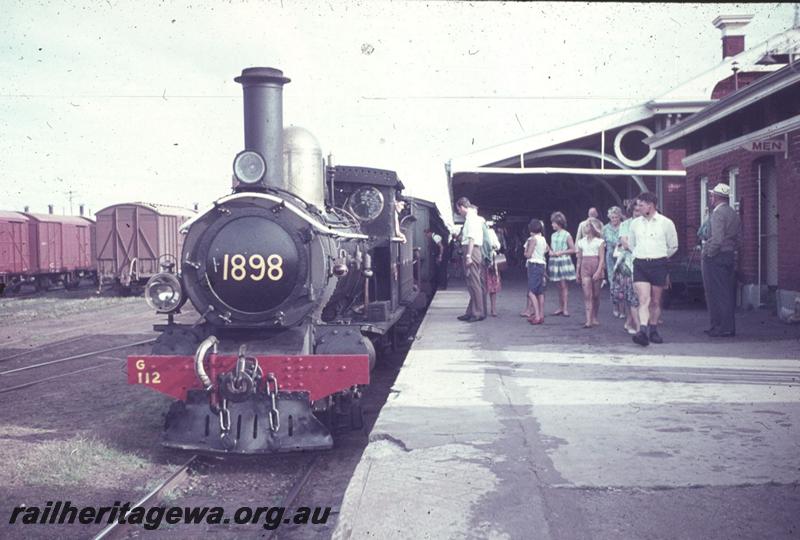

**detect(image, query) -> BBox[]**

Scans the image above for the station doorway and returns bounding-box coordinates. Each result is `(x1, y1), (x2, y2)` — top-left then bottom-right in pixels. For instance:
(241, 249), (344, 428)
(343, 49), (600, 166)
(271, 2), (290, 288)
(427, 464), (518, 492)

(452, 172), (643, 240)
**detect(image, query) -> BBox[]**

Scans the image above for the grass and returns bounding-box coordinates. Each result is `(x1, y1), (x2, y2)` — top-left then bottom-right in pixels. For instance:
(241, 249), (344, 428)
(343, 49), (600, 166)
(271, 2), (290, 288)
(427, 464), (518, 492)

(10, 435), (150, 488)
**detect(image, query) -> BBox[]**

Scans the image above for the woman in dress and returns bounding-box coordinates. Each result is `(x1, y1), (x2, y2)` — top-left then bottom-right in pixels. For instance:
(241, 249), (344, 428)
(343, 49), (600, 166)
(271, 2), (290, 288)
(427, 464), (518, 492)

(603, 207), (624, 318)
(485, 223), (502, 317)
(547, 211), (577, 317)
(615, 200), (640, 334)
(576, 218), (605, 328)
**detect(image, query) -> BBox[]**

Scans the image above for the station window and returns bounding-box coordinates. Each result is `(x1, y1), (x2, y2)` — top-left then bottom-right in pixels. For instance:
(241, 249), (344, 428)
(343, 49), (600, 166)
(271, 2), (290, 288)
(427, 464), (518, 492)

(728, 168), (739, 212)
(699, 176), (708, 225)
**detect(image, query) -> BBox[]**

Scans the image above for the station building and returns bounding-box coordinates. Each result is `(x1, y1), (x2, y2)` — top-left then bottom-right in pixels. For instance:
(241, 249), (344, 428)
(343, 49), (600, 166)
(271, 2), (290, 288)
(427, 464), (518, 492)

(646, 63), (800, 319)
(447, 15), (800, 268)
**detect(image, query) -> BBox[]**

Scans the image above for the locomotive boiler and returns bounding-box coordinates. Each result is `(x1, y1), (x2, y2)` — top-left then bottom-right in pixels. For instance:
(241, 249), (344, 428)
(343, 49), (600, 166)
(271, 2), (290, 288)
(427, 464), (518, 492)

(127, 67), (422, 454)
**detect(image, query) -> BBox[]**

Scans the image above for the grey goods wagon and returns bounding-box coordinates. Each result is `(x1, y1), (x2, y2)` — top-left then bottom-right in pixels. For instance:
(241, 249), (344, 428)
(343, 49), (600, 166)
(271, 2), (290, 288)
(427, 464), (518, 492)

(94, 202), (195, 293)
(0, 210), (96, 294)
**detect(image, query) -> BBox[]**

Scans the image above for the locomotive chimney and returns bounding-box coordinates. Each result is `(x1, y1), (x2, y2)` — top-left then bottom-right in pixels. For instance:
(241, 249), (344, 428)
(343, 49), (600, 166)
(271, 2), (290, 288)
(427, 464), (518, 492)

(48, 204), (54, 215)
(23, 205), (29, 212)
(234, 67), (291, 190)
(79, 204), (85, 216)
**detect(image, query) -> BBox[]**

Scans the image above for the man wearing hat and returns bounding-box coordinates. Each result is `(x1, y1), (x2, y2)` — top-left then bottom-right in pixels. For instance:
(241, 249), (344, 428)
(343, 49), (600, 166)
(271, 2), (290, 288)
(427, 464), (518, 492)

(455, 196), (486, 322)
(702, 183), (741, 337)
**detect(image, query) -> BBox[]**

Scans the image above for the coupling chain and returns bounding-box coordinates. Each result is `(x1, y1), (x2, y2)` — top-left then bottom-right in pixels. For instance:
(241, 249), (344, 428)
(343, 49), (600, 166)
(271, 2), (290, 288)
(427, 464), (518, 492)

(218, 398), (231, 436)
(264, 373), (280, 432)
(230, 345), (262, 395)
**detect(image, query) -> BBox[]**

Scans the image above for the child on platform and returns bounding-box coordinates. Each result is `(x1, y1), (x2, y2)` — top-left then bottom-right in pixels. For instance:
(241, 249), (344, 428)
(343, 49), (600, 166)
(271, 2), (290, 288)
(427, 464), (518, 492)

(523, 219), (548, 325)
(575, 217), (606, 328)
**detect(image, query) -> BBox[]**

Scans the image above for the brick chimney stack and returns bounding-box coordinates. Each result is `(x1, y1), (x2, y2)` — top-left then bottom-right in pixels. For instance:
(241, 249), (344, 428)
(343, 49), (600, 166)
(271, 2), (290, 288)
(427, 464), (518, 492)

(713, 15), (754, 59)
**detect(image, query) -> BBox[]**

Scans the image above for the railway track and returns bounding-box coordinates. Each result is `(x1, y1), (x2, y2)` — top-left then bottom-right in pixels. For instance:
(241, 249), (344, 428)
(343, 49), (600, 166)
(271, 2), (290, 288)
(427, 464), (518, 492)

(266, 455), (323, 540)
(93, 455), (199, 540)
(0, 338), (156, 394)
(0, 308), (153, 350)
(88, 452), (324, 539)
(0, 334), (88, 363)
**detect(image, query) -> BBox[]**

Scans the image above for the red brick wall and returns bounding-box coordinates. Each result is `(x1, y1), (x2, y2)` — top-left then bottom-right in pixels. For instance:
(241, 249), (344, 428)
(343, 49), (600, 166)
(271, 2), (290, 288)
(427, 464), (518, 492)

(722, 35), (745, 59)
(776, 130), (800, 291)
(685, 129), (800, 291)
(661, 149), (688, 257)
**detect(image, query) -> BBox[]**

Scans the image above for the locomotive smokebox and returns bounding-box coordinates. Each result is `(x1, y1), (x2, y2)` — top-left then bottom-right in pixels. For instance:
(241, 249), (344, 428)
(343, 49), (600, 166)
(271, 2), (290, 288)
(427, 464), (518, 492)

(234, 67), (291, 190)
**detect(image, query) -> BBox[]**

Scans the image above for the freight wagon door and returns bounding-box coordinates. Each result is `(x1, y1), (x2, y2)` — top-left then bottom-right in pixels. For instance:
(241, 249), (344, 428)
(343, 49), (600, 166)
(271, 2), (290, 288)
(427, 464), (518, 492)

(95, 211), (119, 279)
(76, 225), (91, 268)
(0, 219), (30, 274)
(136, 209), (159, 277)
(38, 222), (62, 273)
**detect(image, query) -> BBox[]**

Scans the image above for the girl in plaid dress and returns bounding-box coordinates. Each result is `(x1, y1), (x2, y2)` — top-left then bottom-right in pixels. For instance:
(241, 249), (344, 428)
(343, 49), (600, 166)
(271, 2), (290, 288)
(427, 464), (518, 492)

(548, 211), (577, 317)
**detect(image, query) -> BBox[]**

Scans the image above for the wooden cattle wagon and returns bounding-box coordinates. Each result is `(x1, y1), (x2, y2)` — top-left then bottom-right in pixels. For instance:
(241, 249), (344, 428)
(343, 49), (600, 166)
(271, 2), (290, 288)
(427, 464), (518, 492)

(94, 202), (195, 293)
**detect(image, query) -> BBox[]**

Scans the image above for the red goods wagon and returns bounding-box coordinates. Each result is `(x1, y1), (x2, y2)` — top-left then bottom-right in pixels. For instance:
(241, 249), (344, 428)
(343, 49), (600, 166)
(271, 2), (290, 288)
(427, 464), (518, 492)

(23, 213), (96, 290)
(94, 202), (195, 292)
(0, 211), (32, 294)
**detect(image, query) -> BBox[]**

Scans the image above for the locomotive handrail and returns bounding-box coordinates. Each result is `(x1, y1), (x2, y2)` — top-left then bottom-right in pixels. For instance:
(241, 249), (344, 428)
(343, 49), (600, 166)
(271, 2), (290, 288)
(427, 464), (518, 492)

(195, 335), (219, 390)
(180, 193), (369, 240)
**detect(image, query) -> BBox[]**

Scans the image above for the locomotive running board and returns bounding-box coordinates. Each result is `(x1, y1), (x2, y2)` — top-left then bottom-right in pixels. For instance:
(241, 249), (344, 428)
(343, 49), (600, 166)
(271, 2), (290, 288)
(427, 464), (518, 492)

(163, 390), (332, 454)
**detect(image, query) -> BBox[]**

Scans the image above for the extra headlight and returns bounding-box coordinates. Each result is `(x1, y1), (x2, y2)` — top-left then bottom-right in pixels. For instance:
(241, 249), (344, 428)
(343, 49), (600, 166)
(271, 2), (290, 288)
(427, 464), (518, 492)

(233, 150), (266, 184)
(145, 273), (183, 313)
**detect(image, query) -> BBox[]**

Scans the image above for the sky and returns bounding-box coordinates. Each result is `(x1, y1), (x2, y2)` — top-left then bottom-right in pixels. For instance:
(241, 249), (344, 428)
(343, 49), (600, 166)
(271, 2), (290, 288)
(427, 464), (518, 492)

(0, 1), (795, 223)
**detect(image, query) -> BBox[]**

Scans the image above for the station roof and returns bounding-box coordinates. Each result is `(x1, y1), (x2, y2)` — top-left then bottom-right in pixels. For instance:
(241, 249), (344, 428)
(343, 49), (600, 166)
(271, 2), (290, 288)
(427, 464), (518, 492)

(647, 63), (800, 149)
(449, 104), (654, 172)
(448, 26), (800, 173)
(649, 27), (800, 104)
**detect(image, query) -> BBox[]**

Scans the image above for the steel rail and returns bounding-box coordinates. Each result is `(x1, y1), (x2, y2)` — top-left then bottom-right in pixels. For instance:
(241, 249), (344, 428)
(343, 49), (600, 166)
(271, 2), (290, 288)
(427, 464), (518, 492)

(0, 338), (155, 376)
(0, 359), (121, 394)
(266, 454), (322, 540)
(0, 334), (87, 363)
(0, 309), (151, 349)
(92, 455), (198, 540)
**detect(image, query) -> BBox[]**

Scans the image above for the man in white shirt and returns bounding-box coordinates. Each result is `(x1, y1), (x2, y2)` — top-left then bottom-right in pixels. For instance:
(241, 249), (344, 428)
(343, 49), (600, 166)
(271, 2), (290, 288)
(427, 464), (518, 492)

(456, 197), (486, 322)
(623, 192), (678, 346)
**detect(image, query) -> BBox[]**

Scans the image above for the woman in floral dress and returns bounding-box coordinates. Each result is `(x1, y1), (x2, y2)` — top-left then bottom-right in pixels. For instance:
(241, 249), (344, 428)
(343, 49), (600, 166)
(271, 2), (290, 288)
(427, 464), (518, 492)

(603, 207), (624, 318)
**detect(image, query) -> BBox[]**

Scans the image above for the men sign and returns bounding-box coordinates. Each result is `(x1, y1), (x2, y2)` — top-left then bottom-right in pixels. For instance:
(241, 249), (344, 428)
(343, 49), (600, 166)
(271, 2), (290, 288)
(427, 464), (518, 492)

(743, 138), (785, 153)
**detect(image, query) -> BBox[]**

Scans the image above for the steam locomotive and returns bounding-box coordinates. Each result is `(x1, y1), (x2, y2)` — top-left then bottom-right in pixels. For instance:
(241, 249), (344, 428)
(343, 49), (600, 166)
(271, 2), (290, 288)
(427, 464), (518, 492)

(127, 67), (443, 454)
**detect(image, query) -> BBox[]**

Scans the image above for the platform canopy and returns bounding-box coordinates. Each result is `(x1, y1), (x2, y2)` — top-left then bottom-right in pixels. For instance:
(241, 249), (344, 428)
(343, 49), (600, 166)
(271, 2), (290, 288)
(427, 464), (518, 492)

(446, 26), (800, 224)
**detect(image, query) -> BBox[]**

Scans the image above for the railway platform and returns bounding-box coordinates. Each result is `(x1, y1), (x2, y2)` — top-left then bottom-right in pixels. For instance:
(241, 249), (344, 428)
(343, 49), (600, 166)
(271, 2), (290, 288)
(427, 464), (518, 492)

(334, 270), (800, 539)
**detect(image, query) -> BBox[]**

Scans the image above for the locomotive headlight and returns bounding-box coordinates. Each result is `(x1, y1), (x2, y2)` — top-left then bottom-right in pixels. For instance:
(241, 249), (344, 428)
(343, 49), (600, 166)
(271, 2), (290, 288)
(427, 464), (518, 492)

(233, 150), (266, 184)
(145, 273), (183, 313)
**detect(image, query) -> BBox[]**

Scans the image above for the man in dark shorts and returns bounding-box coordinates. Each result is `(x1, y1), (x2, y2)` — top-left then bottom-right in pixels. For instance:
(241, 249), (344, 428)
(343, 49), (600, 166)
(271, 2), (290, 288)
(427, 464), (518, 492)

(623, 192), (678, 346)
